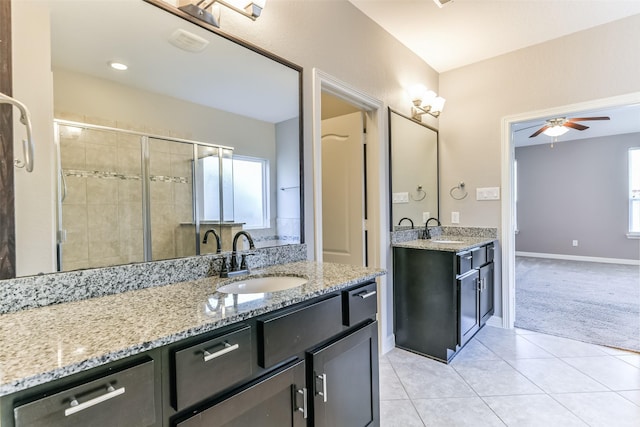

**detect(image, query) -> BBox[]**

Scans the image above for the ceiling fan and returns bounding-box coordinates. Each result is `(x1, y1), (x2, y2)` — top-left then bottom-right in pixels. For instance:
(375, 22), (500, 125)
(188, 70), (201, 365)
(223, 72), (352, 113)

(529, 116), (610, 138)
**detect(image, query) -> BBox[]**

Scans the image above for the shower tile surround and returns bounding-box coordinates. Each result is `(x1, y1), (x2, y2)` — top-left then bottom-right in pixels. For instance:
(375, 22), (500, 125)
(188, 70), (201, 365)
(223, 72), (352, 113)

(56, 112), (300, 271)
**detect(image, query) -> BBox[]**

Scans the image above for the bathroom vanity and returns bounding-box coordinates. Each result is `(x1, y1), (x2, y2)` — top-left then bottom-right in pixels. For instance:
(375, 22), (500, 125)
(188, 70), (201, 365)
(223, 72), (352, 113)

(0, 261), (384, 427)
(392, 231), (497, 363)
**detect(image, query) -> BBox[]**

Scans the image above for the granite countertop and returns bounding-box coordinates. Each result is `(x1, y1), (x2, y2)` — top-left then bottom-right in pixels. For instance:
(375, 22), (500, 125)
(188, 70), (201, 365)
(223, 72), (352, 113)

(392, 236), (496, 252)
(0, 261), (385, 396)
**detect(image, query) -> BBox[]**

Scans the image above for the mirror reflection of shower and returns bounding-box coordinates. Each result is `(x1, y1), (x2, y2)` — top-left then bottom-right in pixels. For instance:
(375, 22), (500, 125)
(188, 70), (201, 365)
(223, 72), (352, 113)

(55, 119), (232, 271)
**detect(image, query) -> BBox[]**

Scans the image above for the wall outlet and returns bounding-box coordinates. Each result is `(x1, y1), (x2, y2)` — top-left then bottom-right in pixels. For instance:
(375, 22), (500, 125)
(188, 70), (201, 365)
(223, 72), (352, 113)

(422, 212), (430, 223)
(451, 211), (460, 224)
(572, 240), (578, 247)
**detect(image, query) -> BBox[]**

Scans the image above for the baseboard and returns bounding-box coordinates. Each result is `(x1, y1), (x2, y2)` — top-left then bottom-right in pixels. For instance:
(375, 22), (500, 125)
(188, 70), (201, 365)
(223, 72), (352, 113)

(381, 333), (395, 355)
(516, 251), (640, 266)
(486, 315), (503, 328)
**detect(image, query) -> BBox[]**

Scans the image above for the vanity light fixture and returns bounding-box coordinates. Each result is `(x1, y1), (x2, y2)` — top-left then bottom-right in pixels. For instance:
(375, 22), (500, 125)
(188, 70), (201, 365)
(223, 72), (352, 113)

(408, 84), (446, 121)
(433, 0), (454, 7)
(108, 61), (128, 71)
(179, 0), (266, 28)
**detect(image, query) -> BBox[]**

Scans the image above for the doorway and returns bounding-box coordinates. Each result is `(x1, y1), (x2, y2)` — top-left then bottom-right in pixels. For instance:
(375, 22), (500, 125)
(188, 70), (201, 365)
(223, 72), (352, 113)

(320, 103), (366, 266)
(500, 92), (640, 350)
(312, 69), (395, 353)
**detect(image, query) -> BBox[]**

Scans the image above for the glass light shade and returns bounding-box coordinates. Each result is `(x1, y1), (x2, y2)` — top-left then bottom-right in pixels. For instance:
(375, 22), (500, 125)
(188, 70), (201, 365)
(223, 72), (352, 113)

(430, 96), (446, 113)
(543, 125), (569, 137)
(253, 0), (266, 8)
(421, 90), (437, 107)
(407, 84), (427, 103)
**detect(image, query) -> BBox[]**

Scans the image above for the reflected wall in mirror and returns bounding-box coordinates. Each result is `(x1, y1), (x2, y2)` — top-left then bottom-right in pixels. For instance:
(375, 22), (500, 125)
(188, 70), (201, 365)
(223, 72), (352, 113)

(9, 0), (302, 277)
(389, 109), (439, 230)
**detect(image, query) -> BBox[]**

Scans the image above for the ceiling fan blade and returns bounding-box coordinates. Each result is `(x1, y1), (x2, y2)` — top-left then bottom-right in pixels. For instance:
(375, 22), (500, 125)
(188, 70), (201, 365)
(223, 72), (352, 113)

(529, 126), (549, 138)
(564, 122), (589, 131)
(568, 116), (610, 122)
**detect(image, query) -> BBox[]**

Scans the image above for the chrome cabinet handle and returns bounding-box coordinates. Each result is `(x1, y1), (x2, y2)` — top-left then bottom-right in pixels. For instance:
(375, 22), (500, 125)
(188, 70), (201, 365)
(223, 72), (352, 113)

(463, 255), (472, 261)
(316, 373), (327, 403)
(296, 387), (308, 419)
(356, 290), (376, 299)
(203, 342), (239, 362)
(64, 385), (125, 416)
(476, 278), (482, 292)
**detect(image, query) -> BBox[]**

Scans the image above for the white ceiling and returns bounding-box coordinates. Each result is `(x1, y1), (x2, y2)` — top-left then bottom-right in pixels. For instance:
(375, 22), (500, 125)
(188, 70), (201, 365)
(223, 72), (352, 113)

(349, 0), (640, 145)
(48, 0), (299, 124)
(349, 0), (640, 73)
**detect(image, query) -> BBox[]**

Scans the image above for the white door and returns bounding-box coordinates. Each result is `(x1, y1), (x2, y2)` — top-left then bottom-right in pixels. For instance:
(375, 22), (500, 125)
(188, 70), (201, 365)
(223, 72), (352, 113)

(321, 112), (365, 266)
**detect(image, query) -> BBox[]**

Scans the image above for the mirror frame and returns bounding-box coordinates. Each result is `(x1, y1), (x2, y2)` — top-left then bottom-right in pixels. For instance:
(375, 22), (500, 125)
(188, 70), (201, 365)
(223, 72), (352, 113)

(388, 107), (439, 231)
(0, 0), (305, 279)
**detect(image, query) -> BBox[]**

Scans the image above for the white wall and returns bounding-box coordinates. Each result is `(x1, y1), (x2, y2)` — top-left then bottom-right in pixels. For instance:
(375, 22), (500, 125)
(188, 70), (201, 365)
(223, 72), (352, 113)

(12, 1), (56, 276)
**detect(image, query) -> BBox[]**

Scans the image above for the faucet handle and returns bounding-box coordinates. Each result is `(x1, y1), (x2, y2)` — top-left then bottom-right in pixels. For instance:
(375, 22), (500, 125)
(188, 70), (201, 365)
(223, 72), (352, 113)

(219, 256), (229, 278)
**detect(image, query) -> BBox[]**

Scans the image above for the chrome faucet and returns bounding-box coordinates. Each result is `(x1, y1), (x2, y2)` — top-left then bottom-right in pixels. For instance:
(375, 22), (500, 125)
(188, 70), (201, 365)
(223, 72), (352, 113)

(202, 229), (221, 253)
(423, 217), (441, 239)
(221, 231), (256, 278)
(398, 217), (414, 229)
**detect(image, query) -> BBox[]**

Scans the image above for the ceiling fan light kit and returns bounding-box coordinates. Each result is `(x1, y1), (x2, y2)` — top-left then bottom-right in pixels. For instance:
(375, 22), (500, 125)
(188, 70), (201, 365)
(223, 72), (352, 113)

(529, 116), (610, 138)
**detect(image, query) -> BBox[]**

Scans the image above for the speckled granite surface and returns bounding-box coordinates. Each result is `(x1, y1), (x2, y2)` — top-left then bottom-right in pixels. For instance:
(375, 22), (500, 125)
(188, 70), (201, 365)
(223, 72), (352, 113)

(0, 244), (307, 315)
(391, 226), (498, 252)
(0, 261), (384, 396)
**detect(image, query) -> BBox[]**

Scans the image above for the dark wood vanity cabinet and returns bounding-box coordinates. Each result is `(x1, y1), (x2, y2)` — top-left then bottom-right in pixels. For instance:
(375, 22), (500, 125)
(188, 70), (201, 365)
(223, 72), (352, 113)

(394, 242), (496, 362)
(1, 280), (380, 427)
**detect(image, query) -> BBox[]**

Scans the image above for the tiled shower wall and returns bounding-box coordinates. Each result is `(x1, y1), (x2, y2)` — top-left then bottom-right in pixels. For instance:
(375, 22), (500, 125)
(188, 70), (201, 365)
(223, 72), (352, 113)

(58, 113), (193, 270)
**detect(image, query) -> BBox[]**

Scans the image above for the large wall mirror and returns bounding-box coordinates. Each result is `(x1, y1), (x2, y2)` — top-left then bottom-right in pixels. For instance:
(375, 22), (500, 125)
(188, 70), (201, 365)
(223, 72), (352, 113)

(388, 108), (439, 230)
(7, 0), (302, 277)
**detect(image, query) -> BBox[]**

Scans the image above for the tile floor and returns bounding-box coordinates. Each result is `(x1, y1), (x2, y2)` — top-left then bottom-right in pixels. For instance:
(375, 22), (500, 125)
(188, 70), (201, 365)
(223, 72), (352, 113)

(380, 326), (640, 426)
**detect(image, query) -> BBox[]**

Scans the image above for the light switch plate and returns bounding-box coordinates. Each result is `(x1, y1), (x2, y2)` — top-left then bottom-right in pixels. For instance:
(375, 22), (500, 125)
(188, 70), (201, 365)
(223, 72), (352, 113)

(392, 192), (409, 204)
(476, 187), (500, 200)
(451, 212), (460, 224)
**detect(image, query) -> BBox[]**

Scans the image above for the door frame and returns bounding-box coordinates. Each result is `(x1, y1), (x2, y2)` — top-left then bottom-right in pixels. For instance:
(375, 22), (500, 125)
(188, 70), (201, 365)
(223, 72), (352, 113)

(500, 90), (640, 329)
(312, 69), (393, 353)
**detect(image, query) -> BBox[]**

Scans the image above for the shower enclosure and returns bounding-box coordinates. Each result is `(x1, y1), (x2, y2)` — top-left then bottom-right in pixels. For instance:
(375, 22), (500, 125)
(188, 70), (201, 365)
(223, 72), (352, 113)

(55, 119), (234, 272)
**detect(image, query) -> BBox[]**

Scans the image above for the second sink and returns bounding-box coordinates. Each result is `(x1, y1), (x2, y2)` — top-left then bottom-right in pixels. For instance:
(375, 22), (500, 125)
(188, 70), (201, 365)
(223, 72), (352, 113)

(216, 276), (308, 294)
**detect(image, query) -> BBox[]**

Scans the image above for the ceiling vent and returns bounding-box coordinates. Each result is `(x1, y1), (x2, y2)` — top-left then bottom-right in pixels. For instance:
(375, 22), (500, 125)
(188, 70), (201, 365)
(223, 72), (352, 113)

(168, 29), (210, 53)
(433, 0), (453, 7)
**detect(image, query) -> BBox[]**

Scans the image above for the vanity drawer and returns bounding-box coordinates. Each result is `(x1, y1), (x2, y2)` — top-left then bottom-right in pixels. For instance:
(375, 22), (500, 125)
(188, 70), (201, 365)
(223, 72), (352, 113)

(471, 246), (487, 269)
(14, 359), (155, 427)
(457, 251), (473, 276)
(342, 281), (378, 326)
(257, 295), (342, 368)
(173, 325), (252, 411)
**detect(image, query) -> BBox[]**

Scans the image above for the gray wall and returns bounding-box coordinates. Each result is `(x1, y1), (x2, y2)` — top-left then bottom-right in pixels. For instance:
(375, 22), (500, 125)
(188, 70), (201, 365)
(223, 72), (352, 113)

(515, 133), (640, 260)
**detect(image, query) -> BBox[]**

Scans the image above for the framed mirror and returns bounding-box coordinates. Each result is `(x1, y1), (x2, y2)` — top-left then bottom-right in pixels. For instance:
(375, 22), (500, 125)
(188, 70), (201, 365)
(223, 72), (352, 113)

(7, 0), (303, 277)
(388, 108), (439, 231)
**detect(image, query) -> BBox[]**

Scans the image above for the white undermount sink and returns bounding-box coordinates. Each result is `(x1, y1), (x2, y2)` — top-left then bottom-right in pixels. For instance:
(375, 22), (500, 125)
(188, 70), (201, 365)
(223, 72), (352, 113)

(430, 239), (464, 244)
(216, 276), (308, 294)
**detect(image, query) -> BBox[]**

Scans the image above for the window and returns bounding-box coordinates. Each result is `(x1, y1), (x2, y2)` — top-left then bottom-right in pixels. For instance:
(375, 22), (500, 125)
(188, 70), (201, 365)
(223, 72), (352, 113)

(198, 154), (269, 229)
(232, 155), (269, 229)
(629, 148), (640, 234)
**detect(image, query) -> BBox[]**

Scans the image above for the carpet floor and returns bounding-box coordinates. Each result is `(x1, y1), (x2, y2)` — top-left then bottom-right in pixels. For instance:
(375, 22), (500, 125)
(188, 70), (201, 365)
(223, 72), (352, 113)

(515, 256), (640, 352)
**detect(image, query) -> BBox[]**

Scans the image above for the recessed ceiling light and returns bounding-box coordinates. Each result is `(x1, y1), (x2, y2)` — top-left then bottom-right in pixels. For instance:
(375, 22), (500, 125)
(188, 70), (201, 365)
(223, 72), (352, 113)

(109, 61), (128, 71)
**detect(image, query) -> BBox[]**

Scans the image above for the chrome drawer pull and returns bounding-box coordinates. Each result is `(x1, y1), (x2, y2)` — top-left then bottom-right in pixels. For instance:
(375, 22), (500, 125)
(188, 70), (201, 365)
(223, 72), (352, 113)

(316, 373), (328, 403)
(203, 342), (239, 362)
(296, 387), (308, 419)
(463, 255), (472, 261)
(356, 290), (376, 299)
(64, 385), (125, 416)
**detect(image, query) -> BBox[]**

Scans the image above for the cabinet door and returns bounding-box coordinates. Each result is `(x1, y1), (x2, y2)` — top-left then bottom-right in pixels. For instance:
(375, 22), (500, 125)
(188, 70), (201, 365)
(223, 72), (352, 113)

(175, 360), (306, 427)
(458, 271), (480, 346)
(309, 321), (379, 427)
(479, 262), (495, 326)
